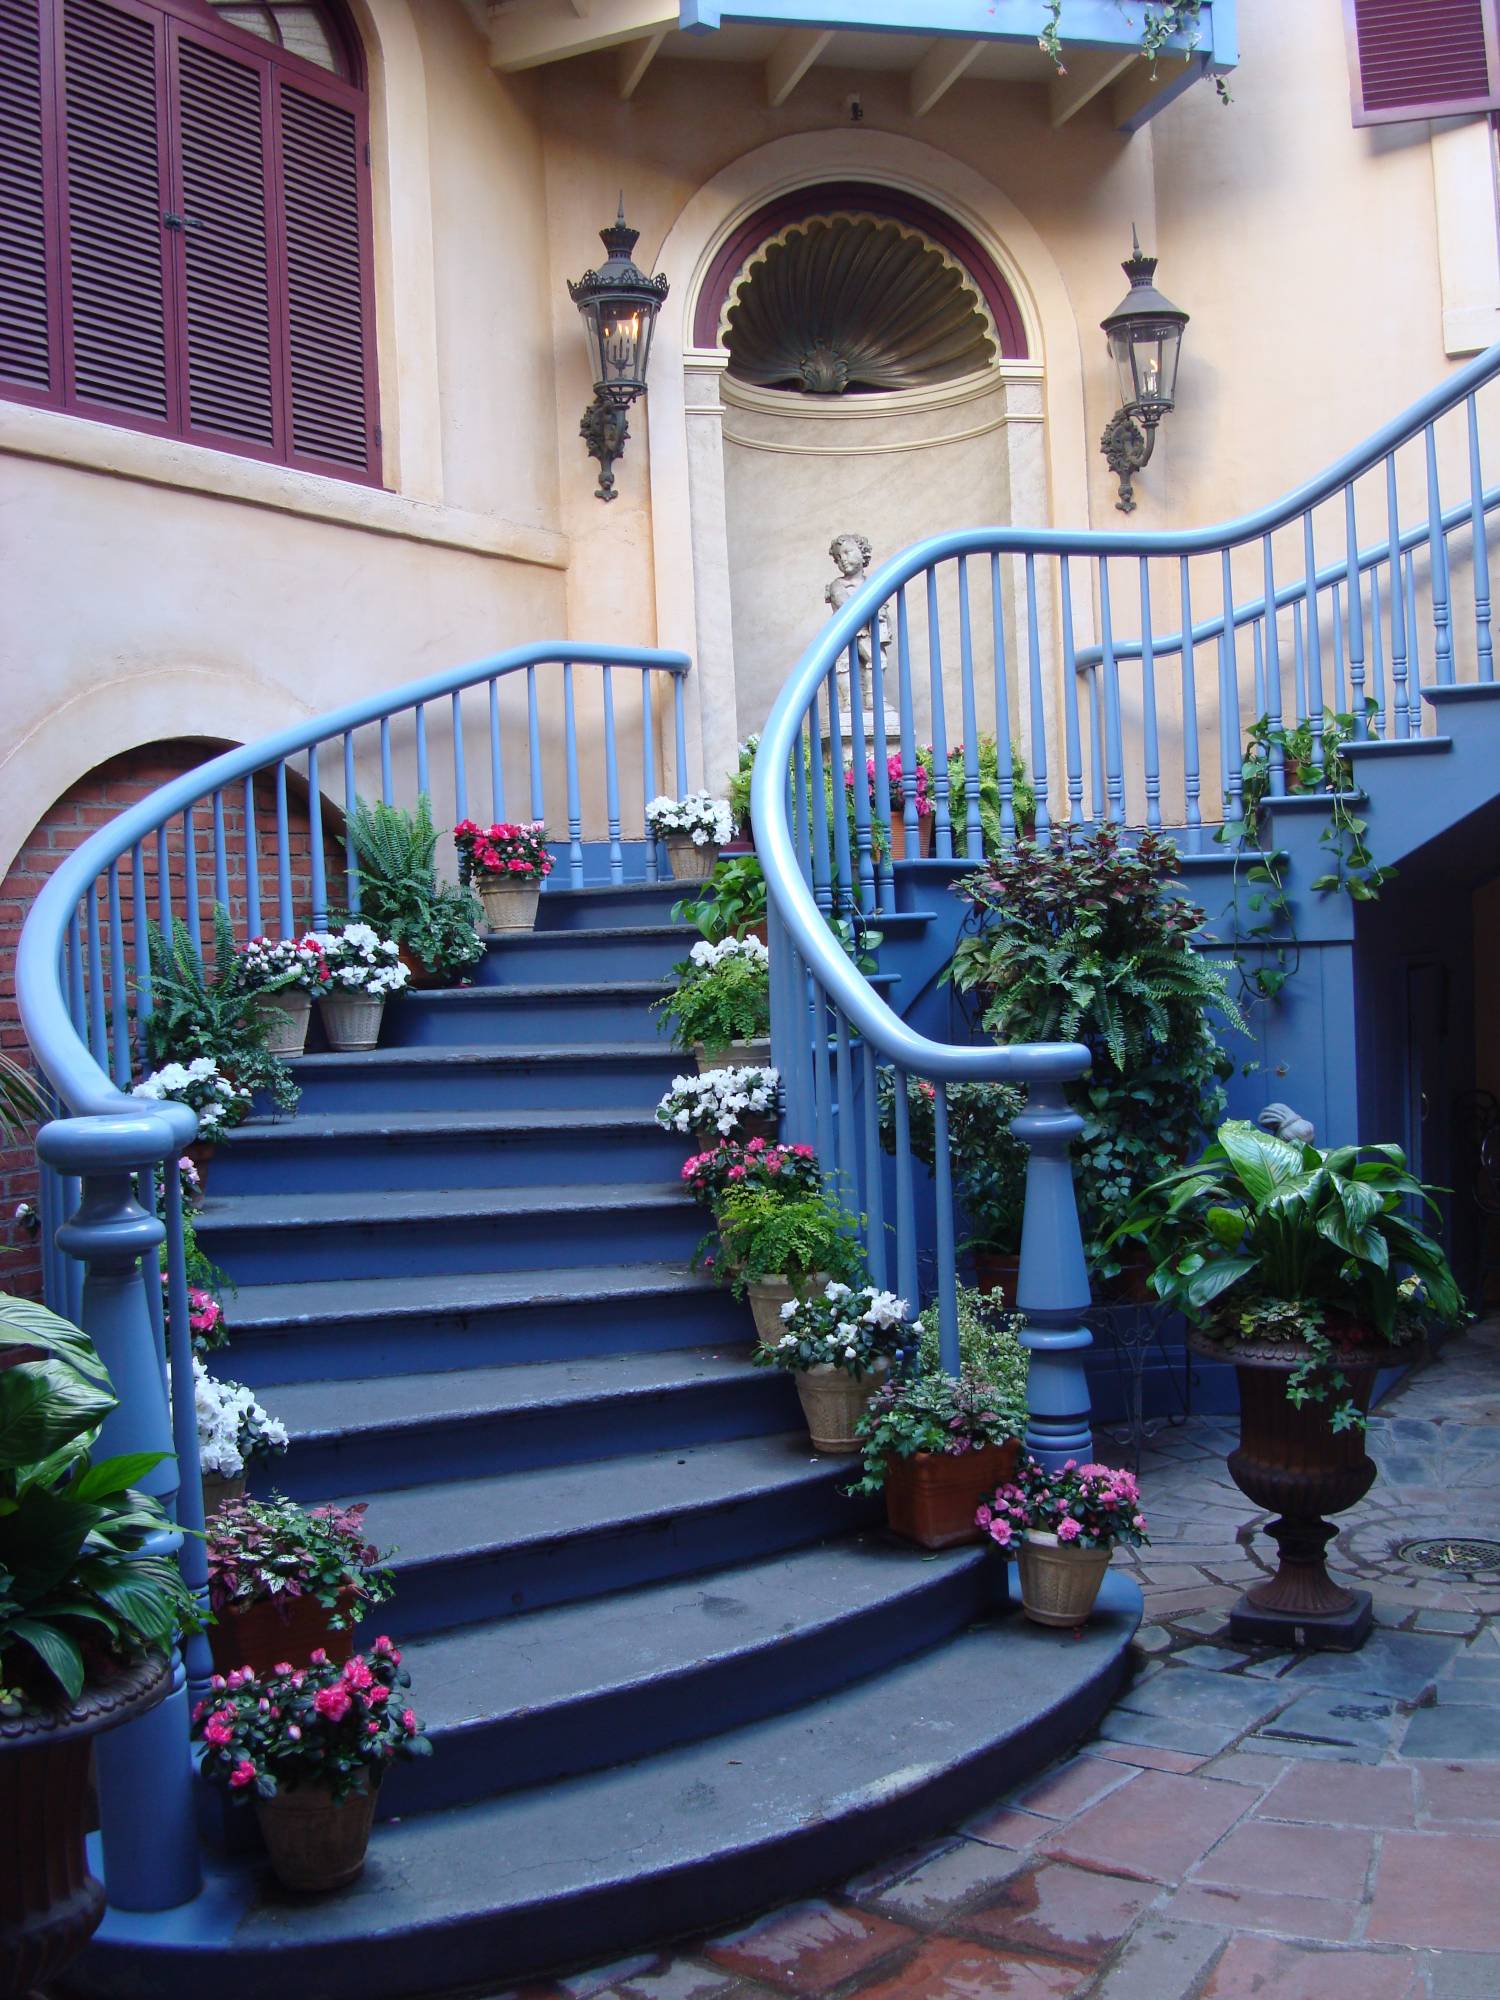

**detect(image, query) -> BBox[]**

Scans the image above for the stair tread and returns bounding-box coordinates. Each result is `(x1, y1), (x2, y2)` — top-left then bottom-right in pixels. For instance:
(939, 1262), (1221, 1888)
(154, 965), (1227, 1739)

(227, 1260), (728, 1329)
(399, 1538), (982, 1735)
(289, 1041), (681, 1068)
(162, 1582), (1137, 1973)
(199, 1180), (695, 1231)
(1344, 735), (1453, 757)
(490, 923), (688, 944)
(346, 1432), (838, 1569)
(257, 1346), (761, 1440)
(225, 1106), (669, 1144)
(400, 980), (672, 1002)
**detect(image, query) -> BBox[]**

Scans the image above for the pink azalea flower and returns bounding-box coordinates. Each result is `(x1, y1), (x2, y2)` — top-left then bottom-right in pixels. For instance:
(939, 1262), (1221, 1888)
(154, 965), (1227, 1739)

(228, 1761), (257, 1789)
(313, 1685), (352, 1723)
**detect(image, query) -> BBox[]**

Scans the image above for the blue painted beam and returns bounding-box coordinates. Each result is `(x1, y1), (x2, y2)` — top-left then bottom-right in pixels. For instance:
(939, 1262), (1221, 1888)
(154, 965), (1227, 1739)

(680, 0), (1235, 64)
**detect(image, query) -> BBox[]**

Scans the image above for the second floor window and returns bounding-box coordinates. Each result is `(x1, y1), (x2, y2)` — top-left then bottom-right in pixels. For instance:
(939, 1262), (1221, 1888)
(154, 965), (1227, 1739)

(0, 0), (380, 482)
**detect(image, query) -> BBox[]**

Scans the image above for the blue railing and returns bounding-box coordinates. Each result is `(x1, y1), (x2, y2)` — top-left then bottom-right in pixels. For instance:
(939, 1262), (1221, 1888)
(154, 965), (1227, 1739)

(753, 339), (1500, 1488)
(16, 640), (690, 1913)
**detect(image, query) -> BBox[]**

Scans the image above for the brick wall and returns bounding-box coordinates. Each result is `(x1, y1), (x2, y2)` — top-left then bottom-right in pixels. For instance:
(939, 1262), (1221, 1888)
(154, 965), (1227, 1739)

(2, 741), (333, 1300)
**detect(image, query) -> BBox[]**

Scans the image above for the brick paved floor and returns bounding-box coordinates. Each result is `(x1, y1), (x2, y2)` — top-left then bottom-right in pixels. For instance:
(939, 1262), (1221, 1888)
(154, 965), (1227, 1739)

(490, 1319), (1500, 2000)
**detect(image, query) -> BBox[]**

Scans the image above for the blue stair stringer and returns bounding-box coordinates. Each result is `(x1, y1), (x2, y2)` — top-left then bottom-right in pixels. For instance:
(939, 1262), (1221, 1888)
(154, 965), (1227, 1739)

(72, 880), (1140, 2000)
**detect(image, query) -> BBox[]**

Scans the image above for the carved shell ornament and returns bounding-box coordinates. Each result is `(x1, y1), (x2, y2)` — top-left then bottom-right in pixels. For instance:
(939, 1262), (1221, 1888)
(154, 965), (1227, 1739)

(722, 214), (999, 396)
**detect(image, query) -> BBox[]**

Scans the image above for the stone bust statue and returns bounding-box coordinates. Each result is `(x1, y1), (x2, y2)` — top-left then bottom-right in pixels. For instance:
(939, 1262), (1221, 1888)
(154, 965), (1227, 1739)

(824, 532), (892, 717)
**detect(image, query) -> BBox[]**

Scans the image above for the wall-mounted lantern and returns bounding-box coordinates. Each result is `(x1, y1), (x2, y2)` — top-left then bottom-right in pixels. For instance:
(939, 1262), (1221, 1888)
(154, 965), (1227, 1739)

(567, 202), (669, 503)
(1099, 230), (1189, 513)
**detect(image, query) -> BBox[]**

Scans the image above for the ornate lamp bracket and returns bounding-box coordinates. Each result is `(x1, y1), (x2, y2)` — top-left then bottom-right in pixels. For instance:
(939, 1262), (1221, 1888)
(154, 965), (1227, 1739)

(580, 393), (631, 504)
(1100, 407), (1156, 514)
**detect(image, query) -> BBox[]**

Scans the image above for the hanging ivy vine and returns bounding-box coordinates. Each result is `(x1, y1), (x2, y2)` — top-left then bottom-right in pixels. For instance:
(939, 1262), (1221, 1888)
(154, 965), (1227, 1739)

(1040, 1), (1233, 104)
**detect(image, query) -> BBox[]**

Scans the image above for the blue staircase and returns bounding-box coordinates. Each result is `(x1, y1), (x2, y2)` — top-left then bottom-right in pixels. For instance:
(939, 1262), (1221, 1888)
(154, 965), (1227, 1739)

(66, 878), (1136, 1999)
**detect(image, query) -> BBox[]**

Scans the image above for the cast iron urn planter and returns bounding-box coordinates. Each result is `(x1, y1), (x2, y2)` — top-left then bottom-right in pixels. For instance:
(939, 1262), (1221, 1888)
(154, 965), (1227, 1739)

(0, 1650), (170, 1996)
(1195, 1329), (1415, 1652)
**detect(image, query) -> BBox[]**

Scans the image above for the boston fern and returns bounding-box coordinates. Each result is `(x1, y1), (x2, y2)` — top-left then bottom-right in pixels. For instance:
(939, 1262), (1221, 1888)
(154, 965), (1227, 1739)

(347, 795), (483, 980)
(713, 1187), (866, 1296)
(144, 904), (299, 1115)
(653, 936), (771, 1052)
(0, 1295), (198, 1707)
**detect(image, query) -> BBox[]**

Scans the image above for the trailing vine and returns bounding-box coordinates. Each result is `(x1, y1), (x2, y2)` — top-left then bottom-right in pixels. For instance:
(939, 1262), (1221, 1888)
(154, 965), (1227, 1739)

(1040, 1), (1233, 104)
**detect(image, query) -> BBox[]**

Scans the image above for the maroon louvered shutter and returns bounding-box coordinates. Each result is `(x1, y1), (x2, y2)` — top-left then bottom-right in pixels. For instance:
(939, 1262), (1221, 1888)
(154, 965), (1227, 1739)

(57, 0), (176, 426)
(274, 69), (376, 477)
(169, 20), (281, 454)
(1346, 0), (1500, 125)
(0, 0), (60, 401)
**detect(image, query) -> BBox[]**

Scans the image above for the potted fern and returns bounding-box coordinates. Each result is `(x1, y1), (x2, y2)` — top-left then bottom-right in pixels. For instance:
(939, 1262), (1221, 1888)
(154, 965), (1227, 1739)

(653, 935), (772, 1071)
(712, 1185), (865, 1343)
(346, 796), (484, 987)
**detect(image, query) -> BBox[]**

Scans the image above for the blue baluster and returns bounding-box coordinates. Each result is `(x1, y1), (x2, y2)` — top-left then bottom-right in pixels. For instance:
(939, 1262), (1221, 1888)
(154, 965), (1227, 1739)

(1137, 558), (1161, 832)
(1345, 484), (1368, 733)
(562, 662), (585, 888)
(845, 642), (875, 916)
(1386, 454), (1411, 738)
(451, 690), (469, 825)
(811, 972), (836, 1180)
(1220, 550), (1244, 822)
(527, 667), (545, 823)
(957, 558), (982, 857)
(1370, 568), (1388, 736)
(343, 732), (360, 914)
(895, 585), (920, 853)
(825, 669), (854, 919)
(641, 671), (659, 881)
(1331, 582), (1347, 716)
(243, 776), (262, 935)
(1261, 536), (1286, 791)
(131, 842), (151, 1060)
(211, 790), (230, 913)
(86, 885), (108, 1071)
(1468, 392), (1495, 682)
(107, 863), (129, 1086)
(1292, 601), (1308, 731)
(181, 804), (200, 945)
(890, 1066), (919, 1312)
(1302, 515), (1325, 766)
(992, 553), (1018, 843)
(1013, 1082), (1094, 1469)
(1087, 665), (1107, 823)
(1425, 420), (1454, 689)
(1252, 619), (1266, 717)
(602, 665), (624, 886)
(274, 760), (293, 937)
(416, 701), (430, 799)
(931, 1083), (960, 1376)
(1061, 554), (1085, 834)
(925, 568), (953, 860)
(867, 609), (896, 913)
(1179, 556), (1202, 846)
(307, 744), (327, 928)
(489, 680), (506, 822)
(155, 824), (171, 942)
(861, 1042), (887, 1288)
(834, 1010), (857, 1209)
(672, 675), (689, 796)
(1098, 558), (1125, 824)
(379, 717), (393, 804)
(807, 699), (833, 921)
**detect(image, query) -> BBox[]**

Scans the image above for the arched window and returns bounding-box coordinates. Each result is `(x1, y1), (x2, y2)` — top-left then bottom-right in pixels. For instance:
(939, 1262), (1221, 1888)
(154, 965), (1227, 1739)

(0, 0), (379, 482)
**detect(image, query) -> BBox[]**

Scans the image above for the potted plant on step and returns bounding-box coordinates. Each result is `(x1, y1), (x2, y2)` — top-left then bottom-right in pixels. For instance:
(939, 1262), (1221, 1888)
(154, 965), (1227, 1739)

(1116, 1118), (1464, 1648)
(680, 1136), (820, 1210)
(982, 1456), (1147, 1627)
(133, 1056), (253, 1174)
(194, 1641), (429, 1892)
(236, 933), (331, 1056)
(306, 923), (409, 1050)
(655, 1066), (780, 1144)
(726, 738), (758, 850)
(672, 852), (769, 946)
(854, 1366), (1025, 1547)
(0, 1295), (199, 1995)
(847, 752), (934, 860)
(755, 1278), (911, 1452)
(194, 1360), (288, 1516)
(714, 1185), (865, 1344)
(653, 934), (772, 1071)
(207, 1495), (395, 1676)
(646, 791), (734, 881)
(348, 796), (485, 987)
(453, 818), (554, 933)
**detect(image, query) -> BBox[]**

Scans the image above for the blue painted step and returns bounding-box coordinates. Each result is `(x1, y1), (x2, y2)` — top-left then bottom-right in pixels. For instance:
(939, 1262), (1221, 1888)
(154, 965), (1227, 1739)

(473, 925), (689, 986)
(73, 1577), (1138, 2000)
(286, 1041), (681, 1113)
(195, 1181), (704, 1283)
(341, 1432), (878, 1639)
(212, 1107), (689, 1196)
(535, 881), (689, 929)
(259, 1348), (795, 1495)
(385, 980), (670, 1047)
(217, 1264), (751, 1386)
(380, 1537), (998, 1816)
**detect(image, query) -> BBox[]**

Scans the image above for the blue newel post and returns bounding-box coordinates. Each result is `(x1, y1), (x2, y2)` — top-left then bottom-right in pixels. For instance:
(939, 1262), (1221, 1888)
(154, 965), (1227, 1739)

(37, 1111), (204, 1913)
(1013, 1080), (1094, 1469)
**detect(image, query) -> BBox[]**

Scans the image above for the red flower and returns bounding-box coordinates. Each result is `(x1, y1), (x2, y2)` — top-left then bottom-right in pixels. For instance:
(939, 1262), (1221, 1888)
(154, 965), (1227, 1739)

(313, 1684), (352, 1722)
(228, 1761), (257, 1790)
(341, 1656), (374, 1689)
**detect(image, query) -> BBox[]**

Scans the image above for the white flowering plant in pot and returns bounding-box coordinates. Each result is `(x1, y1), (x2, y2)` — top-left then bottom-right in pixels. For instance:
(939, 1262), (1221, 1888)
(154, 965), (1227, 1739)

(133, 1057), (252, 1139)
(236, 935), (331, 1055)
(194, 1359), (288, 1482)
(754, 1278), (915, 1455)
(647, 792), (734, 882)
(305, 924), (408, 1052)
(653, 935), (771, 1061)
(655, 1065), (780, 1140)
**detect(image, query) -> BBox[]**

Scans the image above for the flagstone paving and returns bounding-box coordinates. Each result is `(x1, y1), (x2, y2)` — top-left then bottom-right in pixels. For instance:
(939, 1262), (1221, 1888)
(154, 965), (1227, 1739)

(486, 1319), (1500, 2000)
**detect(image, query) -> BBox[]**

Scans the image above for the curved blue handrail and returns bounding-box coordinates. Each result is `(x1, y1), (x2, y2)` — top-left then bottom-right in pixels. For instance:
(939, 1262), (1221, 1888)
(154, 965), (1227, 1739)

(18, 640), (689, 1121)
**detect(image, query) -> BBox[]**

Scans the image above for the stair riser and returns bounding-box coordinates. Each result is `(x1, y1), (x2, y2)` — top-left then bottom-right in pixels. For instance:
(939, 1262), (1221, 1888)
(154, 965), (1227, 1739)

(535, 885), (686, 929)
(474, 933), (688, 985)
(275, 1373), (798, 1498)
(380, 1555), (997, 1817)
(211, 1125), (687, 1197)
(288, 1054), (680, 1114)
(385, 991), (666, 1048)
(363, 1477), (879, 1640)
(201, 1201), (704, 1285)
(222, 1288), (753, 1387)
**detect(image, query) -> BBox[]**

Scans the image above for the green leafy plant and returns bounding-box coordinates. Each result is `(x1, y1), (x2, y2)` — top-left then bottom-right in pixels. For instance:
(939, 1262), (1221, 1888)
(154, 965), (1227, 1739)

(754, 1279), (910, 1379)
(206, 1494), (395, 1631)
(916, 1284), (1031, 1405)
(672, 853), (768, 942)
(1040, 0), (1230, 104)
(142, 905), (299, 1115)
(852, 1365), (1026, 1496)
(945, 737), (1036, 857)
(346, 795), (484, 981)
(713, 1187), (866, 1297)
(727, 737), (759, 840)
(1112, 1120), (1466, 1425)
(878, 1073), (1028, 1256)
(652, 936), (771, 1053)
(0, 1055), (46, 1147)
(948, 825), (1242, 1275)
(0, 1294), (198, 1706)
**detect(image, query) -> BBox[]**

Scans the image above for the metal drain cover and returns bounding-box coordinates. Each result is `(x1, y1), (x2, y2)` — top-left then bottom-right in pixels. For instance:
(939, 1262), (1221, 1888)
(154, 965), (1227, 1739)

(1397, 1536), (1500, 1577)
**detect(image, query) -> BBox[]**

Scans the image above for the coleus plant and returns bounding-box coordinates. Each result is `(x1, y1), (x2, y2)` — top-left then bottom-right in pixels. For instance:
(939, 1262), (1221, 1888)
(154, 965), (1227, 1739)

(207, 1495), (395, 1629)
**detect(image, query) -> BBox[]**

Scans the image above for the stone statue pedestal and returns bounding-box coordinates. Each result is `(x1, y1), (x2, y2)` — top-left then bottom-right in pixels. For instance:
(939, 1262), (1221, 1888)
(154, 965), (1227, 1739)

(820, 706), (900, 756)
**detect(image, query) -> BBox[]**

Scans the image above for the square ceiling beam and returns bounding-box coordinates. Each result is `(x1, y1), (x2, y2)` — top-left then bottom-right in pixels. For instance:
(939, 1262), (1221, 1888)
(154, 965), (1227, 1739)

(619, 28), (668, 94)
(909, 36), (983, 118)
(766, 27), (833, 105)
(490, 0), (676, 70)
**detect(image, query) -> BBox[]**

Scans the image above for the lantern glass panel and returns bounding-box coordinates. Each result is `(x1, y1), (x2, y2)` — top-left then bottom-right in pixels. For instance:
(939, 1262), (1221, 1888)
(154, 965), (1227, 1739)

(1114, 322), (1182, 416)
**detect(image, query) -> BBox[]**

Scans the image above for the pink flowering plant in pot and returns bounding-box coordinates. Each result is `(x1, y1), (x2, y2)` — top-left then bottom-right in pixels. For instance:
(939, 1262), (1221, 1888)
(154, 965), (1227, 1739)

(454, 818), (553, 933)
(980, 1455), (1148, 1628)
(193, 1643), (430, 1892)
(681, 1136), (820, 1211)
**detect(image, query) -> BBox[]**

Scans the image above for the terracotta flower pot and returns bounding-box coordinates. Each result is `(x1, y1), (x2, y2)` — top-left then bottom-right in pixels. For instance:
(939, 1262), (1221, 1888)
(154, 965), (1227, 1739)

(886, 812), (935, 863)
(183, 1139), (216, 1182)
(250, 988), (312, 1056)
(794, 1359), (889, 1455)
(663, 835), (719, 882)
(738, 1112), (779, 1144)
(396, 945), (447, 990)
(972, 1250), (1021, 1305)
(255, 1776), (378, 1893)
(745, 1272), (829, 1346)
(319, 991), (386, 1052)
(477, 873), (541, 933)
(0, 1652), (169, 1997)
(202, 1471), (246, 1519)
(1017, 1531), (1113, 1627)
(209, 1587), (358, 1678)
(884, 1438), (1021, 1550)
(694, 1037), (773, 1074)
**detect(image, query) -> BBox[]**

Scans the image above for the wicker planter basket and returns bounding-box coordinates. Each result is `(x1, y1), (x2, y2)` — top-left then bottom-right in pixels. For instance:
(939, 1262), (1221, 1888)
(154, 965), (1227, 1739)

(477, 874), (541, 934)
(256, 1776), (378, 1893)
(319, 991), (386, 1052)
(694, 1037), (773, 1074)
(794, 1359), (889, 1455)
(746, 1272), (830, 1346)
(251, 988), (312, 1056)
(202, 1471), (246, 1519)
(1017, 1530), (1113, 1627)
(884, 1439), (1021, 1550)
(663, 835), (719, 882)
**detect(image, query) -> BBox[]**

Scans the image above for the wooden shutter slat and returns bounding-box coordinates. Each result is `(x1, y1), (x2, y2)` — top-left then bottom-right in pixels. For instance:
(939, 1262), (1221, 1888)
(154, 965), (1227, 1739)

(59, 0), (174, 420)
(1347, 0), (1500, 124)
(276, 76), (370, 471)
(173, 26), (278, 449)
(0, 0), (52, 393)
